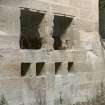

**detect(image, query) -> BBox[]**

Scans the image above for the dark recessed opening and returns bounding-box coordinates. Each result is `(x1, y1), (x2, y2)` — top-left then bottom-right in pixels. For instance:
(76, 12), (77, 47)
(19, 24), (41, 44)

(55, 62), (62, 74)
(21, 63), (31, 76)
(99, 0), (105, 39)
(36, 62), (45, 76)
(68, 62), (74, 72)
(53, 15), (73, 50)
(20, 8), (45, 49)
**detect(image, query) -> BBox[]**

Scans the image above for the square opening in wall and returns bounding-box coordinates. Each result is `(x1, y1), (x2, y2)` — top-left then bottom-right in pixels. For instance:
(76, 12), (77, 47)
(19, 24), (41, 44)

(21, 63), (31, 76)
(53, 15), (73, 50)
(55, 62), (62, 74)
(68, 62), (74, 72)
(20, 8), (45, 49)
(36, 62), (45, 76)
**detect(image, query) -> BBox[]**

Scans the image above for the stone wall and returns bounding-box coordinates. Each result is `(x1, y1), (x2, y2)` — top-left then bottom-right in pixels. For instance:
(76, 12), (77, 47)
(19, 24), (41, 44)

(0, 0), (104, 105)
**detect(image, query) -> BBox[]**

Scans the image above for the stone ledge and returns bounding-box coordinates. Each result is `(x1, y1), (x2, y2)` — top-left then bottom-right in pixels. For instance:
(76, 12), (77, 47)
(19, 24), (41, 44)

(0, 49), (83, 63)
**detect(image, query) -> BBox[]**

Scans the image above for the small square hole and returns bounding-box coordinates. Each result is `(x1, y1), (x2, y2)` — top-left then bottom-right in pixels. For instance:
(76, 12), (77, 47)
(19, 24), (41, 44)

(36, 62), (45, 76)
(68, 62), (74, 72)
(55, 62), (62, 74)
(21, 63), (31, 76)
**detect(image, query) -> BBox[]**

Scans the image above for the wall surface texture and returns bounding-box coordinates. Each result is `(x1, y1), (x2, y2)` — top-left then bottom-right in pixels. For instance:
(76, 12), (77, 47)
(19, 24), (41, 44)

(0, 0), (104, 105)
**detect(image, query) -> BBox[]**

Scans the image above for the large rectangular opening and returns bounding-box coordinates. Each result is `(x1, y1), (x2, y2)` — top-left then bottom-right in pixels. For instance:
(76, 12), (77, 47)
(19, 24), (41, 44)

(20, 8), (45, 49)
(53, 15), (73, 50)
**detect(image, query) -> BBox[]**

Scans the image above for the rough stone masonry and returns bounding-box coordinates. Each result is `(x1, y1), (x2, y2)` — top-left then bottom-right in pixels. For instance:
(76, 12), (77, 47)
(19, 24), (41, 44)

(0, 0), (104, 105)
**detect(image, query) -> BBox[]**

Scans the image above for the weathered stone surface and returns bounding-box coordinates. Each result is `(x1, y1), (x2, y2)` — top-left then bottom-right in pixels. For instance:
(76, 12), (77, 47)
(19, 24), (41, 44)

(0, 0), (104, 105)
